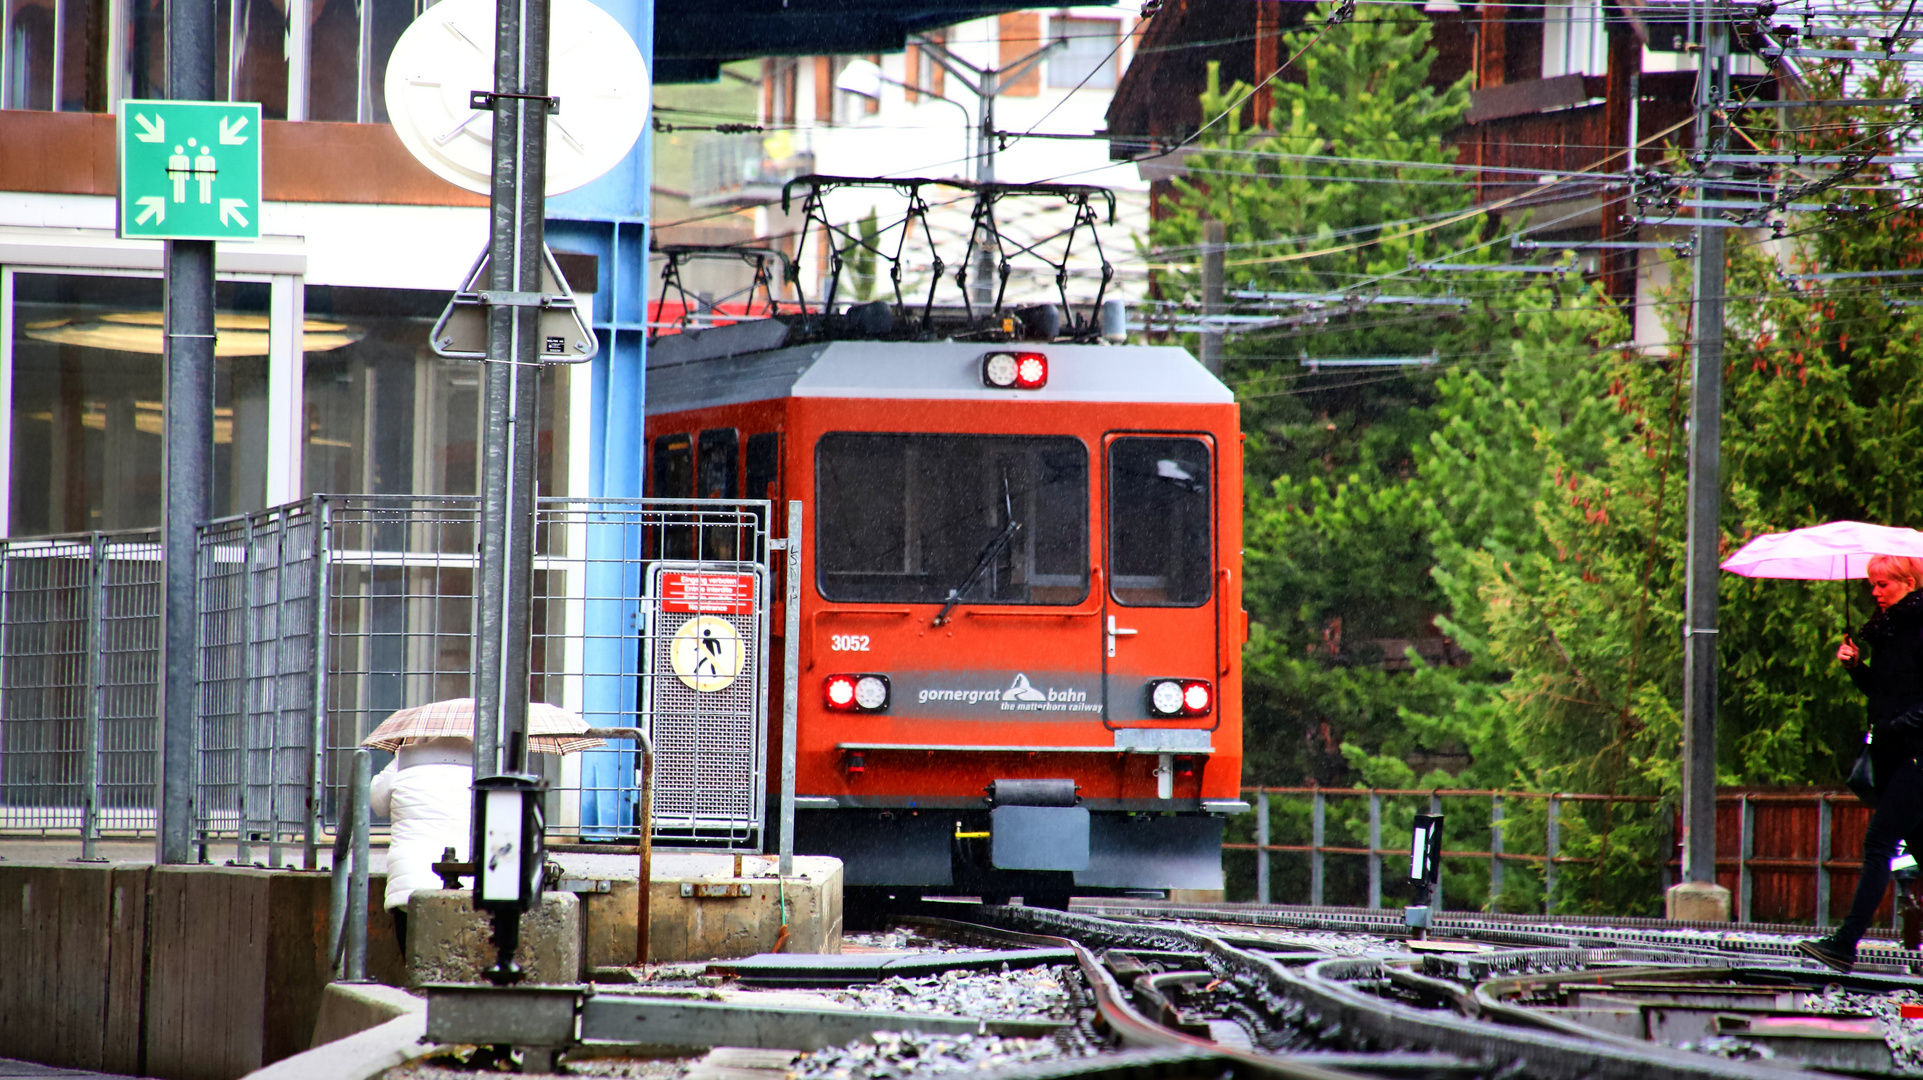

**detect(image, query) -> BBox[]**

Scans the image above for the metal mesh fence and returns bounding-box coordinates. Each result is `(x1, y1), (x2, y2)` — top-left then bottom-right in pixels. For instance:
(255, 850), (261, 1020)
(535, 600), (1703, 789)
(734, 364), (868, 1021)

(196, 503), (321, 855)
(318, 496), (772, 850)
(0, 495), (773, 854)
(0, 531), (161, 841)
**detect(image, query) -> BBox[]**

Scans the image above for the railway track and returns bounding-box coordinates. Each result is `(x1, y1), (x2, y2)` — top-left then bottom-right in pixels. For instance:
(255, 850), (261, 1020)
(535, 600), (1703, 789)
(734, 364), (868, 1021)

(414, 900), (1923, 1080)
(870, 899), (1923, 1080)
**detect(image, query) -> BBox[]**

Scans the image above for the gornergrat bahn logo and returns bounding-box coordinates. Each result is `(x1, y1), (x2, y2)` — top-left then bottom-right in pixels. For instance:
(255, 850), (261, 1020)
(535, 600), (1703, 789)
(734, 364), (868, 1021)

(909, 672), (1102, 715)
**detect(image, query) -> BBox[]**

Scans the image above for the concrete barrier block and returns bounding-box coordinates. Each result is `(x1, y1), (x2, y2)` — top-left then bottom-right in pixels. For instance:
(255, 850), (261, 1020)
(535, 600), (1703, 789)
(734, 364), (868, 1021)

(0, 862), (138, 1073)
(405, 889), (581, 986)
(647, 854), (842, 964)
(309, 983), (424, 1048)
(1666, 881), (1732, 922)
(548, 852), (844, 966)
(0, 858), (402, 1080)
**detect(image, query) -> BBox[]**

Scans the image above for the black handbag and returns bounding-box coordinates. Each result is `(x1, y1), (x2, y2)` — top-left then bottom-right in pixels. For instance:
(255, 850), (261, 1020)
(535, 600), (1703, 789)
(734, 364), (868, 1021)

(1848, 736), (1880, 807)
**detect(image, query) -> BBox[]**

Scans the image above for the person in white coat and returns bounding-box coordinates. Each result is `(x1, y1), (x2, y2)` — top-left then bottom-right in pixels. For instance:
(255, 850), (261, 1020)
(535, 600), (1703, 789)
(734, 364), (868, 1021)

(368, 735), (473, 951)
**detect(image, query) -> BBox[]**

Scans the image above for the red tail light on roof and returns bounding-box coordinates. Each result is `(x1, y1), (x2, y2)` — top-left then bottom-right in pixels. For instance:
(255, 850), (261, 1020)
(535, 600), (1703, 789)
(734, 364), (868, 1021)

(982, 351), (1047, 390)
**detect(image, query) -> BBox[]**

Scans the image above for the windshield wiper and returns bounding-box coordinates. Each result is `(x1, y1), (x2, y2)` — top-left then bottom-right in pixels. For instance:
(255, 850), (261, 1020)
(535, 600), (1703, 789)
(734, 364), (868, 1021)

(933, 478), (1021, 626)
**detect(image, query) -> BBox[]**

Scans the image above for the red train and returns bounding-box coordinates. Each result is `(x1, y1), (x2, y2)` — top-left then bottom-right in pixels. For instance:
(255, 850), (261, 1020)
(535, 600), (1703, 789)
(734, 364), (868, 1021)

(646, 326), (1246, 908)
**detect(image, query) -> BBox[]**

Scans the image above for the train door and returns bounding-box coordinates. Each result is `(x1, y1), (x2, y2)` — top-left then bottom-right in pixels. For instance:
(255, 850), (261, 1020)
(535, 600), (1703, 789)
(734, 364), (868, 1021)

(1101, 434), (1219, 742)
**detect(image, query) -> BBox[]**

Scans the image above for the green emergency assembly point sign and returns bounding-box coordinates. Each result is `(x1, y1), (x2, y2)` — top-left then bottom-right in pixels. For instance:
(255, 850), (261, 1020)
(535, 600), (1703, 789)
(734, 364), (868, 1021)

(118, 100), (262, 241)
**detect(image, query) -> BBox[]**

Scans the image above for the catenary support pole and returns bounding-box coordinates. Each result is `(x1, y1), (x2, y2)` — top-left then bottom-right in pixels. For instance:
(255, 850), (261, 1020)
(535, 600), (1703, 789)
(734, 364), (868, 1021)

(909, 33), (1062, 309)
(1200, 220), (1226, 376)
(472, 0), (550, 782)
(159, 0), (218, 865)
(1680, 0), (1729, 890)
(470, 0), (550, 973)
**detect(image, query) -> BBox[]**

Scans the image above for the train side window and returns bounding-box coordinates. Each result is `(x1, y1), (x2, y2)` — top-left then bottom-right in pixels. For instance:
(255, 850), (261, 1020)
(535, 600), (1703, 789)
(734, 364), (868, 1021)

(697, 428), (740, 499)
(1108, 437), (1211, 606)
(651, 434), (693, 497)
(745, 432), (780, 502)
(652, 433), (695, 559)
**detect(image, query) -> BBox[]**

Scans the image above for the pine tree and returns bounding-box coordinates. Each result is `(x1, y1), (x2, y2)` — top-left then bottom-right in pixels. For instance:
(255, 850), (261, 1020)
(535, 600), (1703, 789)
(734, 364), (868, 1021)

(1148, 2), (1478, 787)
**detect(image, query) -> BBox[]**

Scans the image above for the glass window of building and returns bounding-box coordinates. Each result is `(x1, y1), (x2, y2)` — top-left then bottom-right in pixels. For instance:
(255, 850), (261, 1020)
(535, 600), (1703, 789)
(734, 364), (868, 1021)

(1047, 17), (1120, 90)
(301, 285), (569, 500)
(8, 272), (271, 535)
(5, 0), (415, 118)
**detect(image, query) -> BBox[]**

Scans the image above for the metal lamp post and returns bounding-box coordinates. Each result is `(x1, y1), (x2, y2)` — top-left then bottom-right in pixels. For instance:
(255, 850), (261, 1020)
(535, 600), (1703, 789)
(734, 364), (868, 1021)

(908, 32), (1066, 304)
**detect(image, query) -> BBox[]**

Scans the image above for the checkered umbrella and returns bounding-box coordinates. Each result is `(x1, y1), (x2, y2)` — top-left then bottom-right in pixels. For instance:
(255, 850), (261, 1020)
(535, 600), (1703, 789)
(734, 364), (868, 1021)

(359, 697), (606, 754)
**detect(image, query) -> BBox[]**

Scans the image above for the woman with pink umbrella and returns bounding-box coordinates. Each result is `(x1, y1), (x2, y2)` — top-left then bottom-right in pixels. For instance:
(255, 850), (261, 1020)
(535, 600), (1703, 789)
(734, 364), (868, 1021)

(1723, 523), (1923, 970)
(1796, 554), (1923, 971)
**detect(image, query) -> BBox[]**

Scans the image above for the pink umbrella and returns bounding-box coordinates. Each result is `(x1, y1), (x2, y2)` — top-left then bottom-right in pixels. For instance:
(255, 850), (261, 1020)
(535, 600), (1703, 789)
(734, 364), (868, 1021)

(1720, 521), (1923, 580)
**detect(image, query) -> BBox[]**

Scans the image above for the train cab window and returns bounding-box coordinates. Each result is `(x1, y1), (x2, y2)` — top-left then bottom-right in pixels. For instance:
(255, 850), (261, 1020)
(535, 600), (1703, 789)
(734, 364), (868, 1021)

(1108, 437), (1212, 606)
(697, 429), (740, 498)
(816, 433), (1088, 605)
(651, 434), (694, 497)
(746, 432), (780, 502)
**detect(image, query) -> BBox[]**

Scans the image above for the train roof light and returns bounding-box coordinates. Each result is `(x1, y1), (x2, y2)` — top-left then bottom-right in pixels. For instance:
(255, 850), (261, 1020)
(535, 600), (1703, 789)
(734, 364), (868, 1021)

(983, 351), (1047, 390)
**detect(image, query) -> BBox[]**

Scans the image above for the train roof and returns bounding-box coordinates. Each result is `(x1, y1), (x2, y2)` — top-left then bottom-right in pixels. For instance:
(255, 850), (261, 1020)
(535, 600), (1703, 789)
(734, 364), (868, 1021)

(645, 330), (1234, 416)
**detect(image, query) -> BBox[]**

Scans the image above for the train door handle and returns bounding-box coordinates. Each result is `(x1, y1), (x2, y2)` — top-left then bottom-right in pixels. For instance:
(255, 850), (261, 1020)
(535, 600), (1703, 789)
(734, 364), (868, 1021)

(1107, 615), (1137, 658)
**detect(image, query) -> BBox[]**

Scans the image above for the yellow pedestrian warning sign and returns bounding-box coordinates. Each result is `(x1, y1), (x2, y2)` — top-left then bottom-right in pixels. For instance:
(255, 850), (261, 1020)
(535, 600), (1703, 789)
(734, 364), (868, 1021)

(669, 615), (744, 693)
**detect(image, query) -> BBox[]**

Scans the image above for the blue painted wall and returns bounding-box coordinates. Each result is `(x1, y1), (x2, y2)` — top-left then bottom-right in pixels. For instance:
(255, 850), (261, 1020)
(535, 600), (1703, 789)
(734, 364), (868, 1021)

(546, 0), (651, 833)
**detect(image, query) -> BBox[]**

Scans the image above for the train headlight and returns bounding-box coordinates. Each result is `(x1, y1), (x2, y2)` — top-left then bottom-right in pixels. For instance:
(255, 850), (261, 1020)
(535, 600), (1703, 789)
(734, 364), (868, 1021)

(982, 351), (1047, 389)
(825, 673), (890, 712)
(1148, 680), (1185, 717)
(854, 674), (891, 711)
(1147, 678), (1213, 718)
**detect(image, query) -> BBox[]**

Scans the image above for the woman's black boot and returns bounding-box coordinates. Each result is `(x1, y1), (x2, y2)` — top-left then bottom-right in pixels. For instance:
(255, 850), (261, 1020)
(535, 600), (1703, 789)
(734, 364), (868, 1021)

(1797, 936), (1857, 972)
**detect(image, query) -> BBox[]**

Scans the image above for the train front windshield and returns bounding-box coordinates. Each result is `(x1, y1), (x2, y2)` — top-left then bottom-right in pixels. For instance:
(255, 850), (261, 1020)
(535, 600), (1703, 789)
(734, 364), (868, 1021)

(815, 433), (1089, 606)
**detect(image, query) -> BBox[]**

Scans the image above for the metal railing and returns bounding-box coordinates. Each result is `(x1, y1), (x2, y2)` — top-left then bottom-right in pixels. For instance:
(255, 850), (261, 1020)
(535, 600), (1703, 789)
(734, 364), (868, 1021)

(0, 494), (778, 861)
(1236, 786), (1871, 926)
(1231, 787), (1651, 914)
(328, 748), (373, 982)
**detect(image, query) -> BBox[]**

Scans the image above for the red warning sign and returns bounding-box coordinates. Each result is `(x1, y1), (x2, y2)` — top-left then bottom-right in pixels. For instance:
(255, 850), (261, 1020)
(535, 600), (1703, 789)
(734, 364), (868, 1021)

(660, 571), (755, 615)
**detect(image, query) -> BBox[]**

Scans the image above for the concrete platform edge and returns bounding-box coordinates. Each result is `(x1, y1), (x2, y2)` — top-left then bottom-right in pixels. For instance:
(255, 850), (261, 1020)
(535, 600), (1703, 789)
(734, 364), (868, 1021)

(247, 1013), (437, 1080)
(311, 983), (426, 1048)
